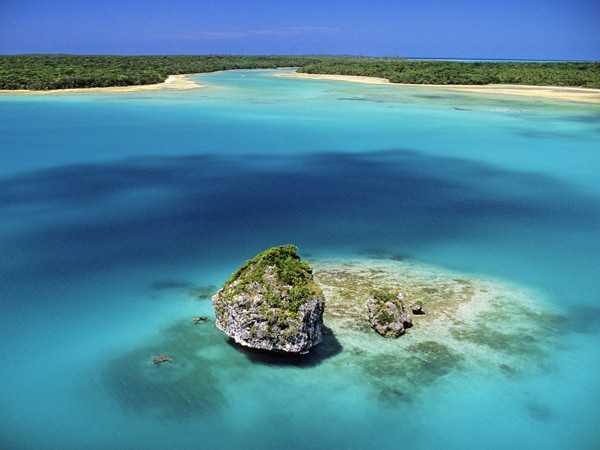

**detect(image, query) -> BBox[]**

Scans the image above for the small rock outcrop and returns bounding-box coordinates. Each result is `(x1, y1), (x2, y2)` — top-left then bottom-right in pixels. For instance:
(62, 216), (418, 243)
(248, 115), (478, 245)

(212, 245), (325, 354)
(366, 290), (413, 338)
(410, 302), (425, 315)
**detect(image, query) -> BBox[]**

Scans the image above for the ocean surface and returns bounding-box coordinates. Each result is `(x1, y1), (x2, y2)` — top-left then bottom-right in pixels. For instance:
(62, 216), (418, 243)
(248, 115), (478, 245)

(1, 69), (599, 449)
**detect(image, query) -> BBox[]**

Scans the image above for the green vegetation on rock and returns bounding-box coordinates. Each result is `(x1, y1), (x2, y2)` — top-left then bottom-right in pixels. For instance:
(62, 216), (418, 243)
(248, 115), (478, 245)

(226, 244), (320, 314)
(370, 289), (399, 303)
(368, 289), (401, 326)
(366, 288), (412, 336)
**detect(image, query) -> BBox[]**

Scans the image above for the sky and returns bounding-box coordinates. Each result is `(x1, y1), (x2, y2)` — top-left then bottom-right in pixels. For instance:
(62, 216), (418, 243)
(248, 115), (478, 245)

(1, 0), (599, 60)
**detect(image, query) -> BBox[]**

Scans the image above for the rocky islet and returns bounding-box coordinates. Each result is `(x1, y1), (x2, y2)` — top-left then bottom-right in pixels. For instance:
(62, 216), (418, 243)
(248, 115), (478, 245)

(366, 290), (414, 337)
(212, 245), (325, 354)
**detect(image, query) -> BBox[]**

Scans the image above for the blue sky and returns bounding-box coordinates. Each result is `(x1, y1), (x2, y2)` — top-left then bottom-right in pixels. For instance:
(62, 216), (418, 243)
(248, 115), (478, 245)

(1, 0), (598, 60)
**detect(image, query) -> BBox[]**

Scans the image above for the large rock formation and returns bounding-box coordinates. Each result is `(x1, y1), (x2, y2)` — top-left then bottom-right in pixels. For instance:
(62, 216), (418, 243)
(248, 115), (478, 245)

(212, 245), (325, 354)
(366, 290), (413, 338)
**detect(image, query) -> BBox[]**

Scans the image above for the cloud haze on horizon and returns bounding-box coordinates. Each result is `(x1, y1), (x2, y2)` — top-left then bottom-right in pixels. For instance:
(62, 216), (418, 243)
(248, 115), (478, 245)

(1, 0), (599, 60)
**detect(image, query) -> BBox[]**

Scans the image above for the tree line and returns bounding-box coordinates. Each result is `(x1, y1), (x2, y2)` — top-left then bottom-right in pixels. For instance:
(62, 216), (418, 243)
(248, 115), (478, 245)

(297, 59), (600, 88)
(0, 54), (599, 90)
(0, 55), (324, 90)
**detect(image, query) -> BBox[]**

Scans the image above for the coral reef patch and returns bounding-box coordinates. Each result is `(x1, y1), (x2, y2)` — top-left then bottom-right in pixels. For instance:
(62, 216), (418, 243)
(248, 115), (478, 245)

(312, 258), (564, 403)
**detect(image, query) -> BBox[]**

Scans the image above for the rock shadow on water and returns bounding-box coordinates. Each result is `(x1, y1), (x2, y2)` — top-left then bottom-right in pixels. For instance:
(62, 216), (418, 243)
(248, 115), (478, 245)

(102, 320), (228, 420)
(229, 325), (342, 368)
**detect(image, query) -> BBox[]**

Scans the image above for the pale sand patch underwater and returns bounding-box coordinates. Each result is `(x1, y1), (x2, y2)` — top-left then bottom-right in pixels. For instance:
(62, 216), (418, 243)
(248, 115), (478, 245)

(103, 257), (564, 417)
(0, 74), (204, 96)
(436, 84), (600, 104)
(276, 72), (600, 104)
(311, 258), (564, 393)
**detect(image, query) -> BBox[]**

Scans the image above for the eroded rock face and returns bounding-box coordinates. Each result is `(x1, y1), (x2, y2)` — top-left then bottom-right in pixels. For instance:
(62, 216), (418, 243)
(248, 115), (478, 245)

(212, 245), (325, 354)
(366, 291), (413, 338)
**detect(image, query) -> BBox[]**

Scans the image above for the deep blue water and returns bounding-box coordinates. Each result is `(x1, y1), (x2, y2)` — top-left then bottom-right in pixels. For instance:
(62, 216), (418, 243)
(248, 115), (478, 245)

(1, 70), (599, 449)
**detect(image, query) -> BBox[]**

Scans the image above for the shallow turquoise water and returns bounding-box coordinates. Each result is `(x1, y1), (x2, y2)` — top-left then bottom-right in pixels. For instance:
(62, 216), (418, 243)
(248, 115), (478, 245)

(1, 69), (599, 449)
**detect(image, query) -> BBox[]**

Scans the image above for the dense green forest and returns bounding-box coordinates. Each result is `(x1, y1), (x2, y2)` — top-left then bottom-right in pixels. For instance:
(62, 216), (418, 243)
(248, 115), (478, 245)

(298, 59), (600, 88)
(0, 55), (323, 90)
(0, 54), (599, 90)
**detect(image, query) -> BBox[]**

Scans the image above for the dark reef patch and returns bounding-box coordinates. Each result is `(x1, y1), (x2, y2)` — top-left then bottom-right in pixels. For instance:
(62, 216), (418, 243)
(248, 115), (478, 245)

(526, 401), (555, 422)
(358, 342), (463, 405)
(191, 284), (218, 300)
(406, 341), (465, 378)
(103, 321), (229, 419)
(377, 384), (413, 406)
(151, 280), (193, 291)
(565, 304), (600, 334)
(450, 323), (546, 357)
(498, 363), (519, 376)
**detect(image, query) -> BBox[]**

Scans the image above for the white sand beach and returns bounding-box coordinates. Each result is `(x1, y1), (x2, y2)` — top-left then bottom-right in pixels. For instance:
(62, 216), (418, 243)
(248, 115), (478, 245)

(276, 72), (392, 85)
(276, 72), (600, 104)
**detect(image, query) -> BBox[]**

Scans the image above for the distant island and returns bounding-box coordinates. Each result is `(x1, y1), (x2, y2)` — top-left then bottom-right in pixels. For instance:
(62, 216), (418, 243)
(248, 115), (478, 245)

(1, 54), (599, 91)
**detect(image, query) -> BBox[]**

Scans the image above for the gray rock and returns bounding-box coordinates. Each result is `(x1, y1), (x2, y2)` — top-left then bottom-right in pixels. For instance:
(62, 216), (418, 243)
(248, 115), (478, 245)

(212, 245), (325, 354)
(366, 291), (413, 338)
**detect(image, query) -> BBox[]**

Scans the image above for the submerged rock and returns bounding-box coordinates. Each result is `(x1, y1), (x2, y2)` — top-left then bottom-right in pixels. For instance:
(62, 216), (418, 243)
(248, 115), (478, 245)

(212, 245), (325, 354)
(366, 291), (413, 338)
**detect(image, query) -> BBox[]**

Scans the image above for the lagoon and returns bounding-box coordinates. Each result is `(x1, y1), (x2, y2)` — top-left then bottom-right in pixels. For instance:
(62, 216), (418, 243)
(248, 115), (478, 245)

(1, 69), (599, 449)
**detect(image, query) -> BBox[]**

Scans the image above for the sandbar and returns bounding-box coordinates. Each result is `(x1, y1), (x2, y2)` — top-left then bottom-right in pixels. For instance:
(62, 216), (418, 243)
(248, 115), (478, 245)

(0, 74), (204, 96)
(276, 72), (600, 104)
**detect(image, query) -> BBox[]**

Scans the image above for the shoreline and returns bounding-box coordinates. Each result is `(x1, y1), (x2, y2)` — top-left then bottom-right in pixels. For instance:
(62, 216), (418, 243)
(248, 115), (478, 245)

(3, 70), (599, 103)
(276, 72), (600, 104)
(0, 74), (204, 96)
